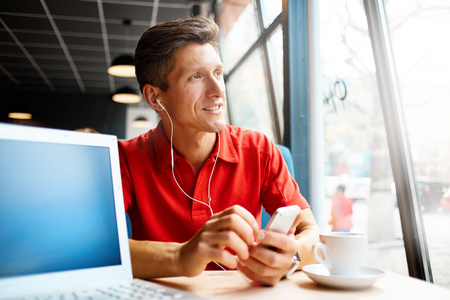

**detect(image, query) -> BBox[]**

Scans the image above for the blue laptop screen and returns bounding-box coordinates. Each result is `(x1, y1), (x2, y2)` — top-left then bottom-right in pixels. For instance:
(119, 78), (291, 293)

(0, 139), (122, 278)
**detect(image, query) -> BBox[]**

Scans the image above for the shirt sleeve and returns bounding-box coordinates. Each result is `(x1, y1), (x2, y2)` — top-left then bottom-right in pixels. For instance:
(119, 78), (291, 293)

(118, 141), (135, 213)
(260, 141), (310, 216)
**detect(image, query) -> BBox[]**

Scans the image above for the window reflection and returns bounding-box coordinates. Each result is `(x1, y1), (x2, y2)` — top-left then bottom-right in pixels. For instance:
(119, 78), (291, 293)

(226, 47), (275, 141)
(259, 0), (282, 28)
(219, 1), (260, 70)
(266, 26), (284, 138)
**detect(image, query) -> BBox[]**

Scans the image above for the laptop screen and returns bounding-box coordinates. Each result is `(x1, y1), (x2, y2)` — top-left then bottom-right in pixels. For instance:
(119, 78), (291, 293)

(0, 139), (122, 278)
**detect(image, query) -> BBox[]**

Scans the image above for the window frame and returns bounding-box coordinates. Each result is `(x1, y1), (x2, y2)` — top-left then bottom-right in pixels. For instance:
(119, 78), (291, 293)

(363, 0), (432, 282)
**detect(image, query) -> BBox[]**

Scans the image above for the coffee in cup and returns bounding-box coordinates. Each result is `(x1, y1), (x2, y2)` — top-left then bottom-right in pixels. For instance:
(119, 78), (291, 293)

(312, 232), (367, 277)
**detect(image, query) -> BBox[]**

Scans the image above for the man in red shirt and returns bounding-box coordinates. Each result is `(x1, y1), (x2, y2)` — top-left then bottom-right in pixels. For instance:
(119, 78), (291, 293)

(119, 16), (320, 286)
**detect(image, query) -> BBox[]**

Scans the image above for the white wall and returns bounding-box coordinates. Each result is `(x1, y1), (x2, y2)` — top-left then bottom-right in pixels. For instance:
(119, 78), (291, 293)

(125, 105), (159, 140)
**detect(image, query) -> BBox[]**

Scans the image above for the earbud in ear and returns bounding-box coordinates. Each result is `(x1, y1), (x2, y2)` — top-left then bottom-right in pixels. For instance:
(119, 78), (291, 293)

(156, 99), (166, 111)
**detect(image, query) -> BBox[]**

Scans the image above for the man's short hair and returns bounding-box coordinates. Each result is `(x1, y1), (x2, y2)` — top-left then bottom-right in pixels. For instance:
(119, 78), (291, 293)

(135, 16), (221, 92)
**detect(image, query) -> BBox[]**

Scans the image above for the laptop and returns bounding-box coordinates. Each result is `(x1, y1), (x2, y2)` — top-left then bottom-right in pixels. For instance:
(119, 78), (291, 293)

(0, 123), (204, 299)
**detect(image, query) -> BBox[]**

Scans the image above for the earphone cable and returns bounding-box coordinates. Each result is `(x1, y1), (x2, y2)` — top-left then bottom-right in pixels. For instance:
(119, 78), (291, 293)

(164, 103), (219, 216)
(159, 101), (225, 271)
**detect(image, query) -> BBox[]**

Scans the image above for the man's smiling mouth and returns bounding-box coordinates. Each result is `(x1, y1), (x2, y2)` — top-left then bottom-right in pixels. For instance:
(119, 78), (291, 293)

(204, 105), (220, 111)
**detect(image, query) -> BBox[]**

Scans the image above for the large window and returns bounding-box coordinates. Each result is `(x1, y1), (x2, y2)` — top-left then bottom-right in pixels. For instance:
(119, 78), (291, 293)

(320, 0), (450, 288)
(218, 0), (450, 289)
(384, 0), (450, 288)
(319, 0), (408, 278)
(218, 0), (283, 143)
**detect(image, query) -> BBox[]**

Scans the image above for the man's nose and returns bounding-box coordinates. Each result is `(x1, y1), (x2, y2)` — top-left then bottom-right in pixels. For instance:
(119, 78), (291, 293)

(206, 75), (225, 98)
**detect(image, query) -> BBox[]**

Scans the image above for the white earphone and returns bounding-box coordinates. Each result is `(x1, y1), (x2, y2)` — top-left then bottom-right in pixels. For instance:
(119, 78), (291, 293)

(156, 99), (165, 110)
(156, 99), (220, 216)
(157, 98), (224, 270)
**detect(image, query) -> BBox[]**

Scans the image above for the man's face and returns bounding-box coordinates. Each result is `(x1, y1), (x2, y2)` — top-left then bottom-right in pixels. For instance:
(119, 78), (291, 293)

(158, 42), (226, 135)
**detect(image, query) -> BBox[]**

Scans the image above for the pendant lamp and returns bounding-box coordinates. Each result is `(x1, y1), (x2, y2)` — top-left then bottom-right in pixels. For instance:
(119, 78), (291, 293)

(8, 111), (32, 120)
(132, 116), (150, 128)
(108, 55), (135, 77)
(112, 87), (141, 104)
(8, 105), (32, 120)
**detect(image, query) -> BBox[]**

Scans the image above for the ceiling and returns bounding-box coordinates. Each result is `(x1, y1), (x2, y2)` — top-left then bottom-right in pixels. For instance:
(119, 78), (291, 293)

(0, 0), (215, 96)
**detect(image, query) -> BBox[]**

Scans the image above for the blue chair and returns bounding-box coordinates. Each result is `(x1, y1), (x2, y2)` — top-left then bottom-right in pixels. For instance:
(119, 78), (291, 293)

(277, 144), (296, 178)
(125, 144), (295, 237)
(261, 144), (296, 229)
(126, 213), (132, 238)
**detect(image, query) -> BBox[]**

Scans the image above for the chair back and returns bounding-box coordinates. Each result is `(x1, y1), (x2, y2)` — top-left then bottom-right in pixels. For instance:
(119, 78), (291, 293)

(261, 145), (296, 228)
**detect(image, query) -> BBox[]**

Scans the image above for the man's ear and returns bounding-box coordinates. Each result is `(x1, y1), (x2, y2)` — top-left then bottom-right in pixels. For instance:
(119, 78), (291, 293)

(142, 83), (163, 111)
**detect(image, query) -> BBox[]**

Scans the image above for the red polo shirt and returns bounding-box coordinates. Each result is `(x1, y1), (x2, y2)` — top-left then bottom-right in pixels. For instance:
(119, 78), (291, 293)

(118, 122), (309, 244)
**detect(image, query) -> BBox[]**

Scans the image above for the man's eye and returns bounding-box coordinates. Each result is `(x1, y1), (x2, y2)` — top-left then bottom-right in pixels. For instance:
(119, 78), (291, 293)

(191, 74), (201, 79)
(215, 71), (223, 77)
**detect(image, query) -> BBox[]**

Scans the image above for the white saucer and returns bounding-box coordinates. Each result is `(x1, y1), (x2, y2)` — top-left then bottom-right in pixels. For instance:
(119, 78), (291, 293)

(303, 264), (385, 290)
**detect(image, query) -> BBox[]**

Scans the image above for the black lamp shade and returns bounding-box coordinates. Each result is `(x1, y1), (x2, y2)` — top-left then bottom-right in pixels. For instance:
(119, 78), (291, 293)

(112, 87), (141, 104)
(8, 105), (32, 120)
(108, 55), (135, 77)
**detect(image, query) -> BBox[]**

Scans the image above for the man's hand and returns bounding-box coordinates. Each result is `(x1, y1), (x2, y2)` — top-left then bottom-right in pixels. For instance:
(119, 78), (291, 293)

(236, 208), (320, 286)
(236, 230), (299, 286)
(129, 206), (319, 283)
(177, 205), (259, 277)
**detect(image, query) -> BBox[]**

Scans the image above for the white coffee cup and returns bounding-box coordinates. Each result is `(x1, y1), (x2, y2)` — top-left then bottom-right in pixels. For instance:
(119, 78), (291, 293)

(312, 232), (367, 277)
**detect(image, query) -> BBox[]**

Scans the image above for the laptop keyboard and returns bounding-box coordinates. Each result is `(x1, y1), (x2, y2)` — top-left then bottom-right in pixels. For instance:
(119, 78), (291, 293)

(19, 280), (187, 300)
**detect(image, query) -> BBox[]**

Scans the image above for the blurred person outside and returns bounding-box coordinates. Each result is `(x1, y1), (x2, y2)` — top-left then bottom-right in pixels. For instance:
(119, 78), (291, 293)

(329, 185), (353, 232)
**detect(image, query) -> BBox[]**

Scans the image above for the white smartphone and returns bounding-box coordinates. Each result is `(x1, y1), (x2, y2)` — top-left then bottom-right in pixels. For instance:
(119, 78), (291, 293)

(265, 205), (301, 234)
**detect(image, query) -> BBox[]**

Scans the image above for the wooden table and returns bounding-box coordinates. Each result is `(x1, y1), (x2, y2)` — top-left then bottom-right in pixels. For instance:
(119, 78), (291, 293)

(152, 269), (450, 299)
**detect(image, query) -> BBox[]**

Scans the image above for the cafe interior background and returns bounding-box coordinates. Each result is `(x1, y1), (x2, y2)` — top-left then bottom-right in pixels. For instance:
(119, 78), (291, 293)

(1, 0), (449, 290)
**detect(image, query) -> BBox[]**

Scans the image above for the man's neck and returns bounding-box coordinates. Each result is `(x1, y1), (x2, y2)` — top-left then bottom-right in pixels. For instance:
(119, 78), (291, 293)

(178, 133), (217, 174)
(162, 122), (218, 174)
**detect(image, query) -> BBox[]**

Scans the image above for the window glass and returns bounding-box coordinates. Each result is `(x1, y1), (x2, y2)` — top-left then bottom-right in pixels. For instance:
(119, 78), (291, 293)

(260, 0), (282, 28)
(385, 0), (450, 288)
(319, 0), (408, 276)
(221, 1), (260, 70)
(226, 47), (275, 141)
(266, 26), (284, 138)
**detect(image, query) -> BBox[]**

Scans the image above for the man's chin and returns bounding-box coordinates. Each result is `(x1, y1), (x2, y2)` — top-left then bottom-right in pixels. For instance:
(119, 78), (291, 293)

(211, 120), (226, 133)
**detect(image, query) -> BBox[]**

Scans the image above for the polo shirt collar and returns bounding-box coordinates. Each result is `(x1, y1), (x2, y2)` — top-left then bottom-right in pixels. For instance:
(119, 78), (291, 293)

(153, 122), (240, 173)
(154, 121), (174, 173)
(218, 125), (239, 164)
